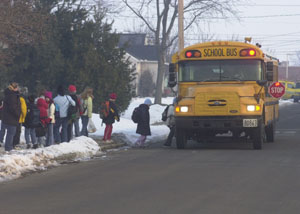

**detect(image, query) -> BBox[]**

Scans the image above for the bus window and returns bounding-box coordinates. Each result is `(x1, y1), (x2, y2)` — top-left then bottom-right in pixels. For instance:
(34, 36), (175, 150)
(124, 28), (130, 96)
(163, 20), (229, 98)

(178, 60), (263, 82)
(287, 83), (294, 89)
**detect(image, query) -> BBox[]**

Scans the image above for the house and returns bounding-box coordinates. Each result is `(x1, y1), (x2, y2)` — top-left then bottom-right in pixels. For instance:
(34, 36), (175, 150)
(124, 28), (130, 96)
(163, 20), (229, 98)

(278, 61), (300, 82)
(119, 33), (169, 96)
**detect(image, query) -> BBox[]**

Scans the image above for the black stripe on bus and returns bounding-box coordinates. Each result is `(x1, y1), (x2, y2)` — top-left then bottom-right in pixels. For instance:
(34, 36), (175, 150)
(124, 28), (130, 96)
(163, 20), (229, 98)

(265, 100), (279, 106)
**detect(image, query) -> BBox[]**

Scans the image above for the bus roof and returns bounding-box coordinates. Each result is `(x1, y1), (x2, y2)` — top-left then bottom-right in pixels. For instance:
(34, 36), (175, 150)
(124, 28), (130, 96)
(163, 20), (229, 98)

(173, 41), (278, 62)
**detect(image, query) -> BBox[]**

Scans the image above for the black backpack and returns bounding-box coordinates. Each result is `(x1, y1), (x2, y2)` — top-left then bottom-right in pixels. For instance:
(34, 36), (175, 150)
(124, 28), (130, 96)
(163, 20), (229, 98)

(161, 105), (170, 122)
(67, 96), (77, 120)
(25, 105), (40, 128)
(131, 106), (141, 123)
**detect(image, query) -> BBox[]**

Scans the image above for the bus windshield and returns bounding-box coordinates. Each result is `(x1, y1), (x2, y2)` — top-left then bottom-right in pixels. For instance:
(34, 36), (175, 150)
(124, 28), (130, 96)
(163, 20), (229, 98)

(178, 60), (263, 82)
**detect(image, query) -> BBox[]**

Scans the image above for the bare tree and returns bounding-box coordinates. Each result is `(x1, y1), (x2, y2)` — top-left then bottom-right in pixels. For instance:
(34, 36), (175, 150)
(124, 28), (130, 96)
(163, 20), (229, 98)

(121, 0), (241, 104)
(0, 0), (47, 64)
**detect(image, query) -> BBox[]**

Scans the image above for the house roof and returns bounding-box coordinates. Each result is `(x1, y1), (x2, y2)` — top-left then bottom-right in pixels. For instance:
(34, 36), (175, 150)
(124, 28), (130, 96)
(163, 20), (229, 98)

(118, 34), (159, 61)
(125, 45), (159, 61)
(118, 34), (146, 46)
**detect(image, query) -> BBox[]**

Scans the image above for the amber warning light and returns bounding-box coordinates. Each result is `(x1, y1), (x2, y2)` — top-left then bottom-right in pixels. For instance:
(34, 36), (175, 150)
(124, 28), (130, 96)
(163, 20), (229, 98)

(240, 49), (256, 57)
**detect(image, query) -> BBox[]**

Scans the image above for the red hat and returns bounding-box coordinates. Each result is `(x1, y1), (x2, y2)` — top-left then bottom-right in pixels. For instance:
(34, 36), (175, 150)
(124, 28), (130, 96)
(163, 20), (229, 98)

(44, 91), (52, 99)
(109, 93), (117, 100)
(68, 85), (76, 93)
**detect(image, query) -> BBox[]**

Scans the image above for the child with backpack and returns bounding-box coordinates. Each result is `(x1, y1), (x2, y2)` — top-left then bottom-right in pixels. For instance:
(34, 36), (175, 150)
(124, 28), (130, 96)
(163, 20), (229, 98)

(23, 95), (39, 149)
(101, 93), (120, 143)
(67, 85), (81, 141)
(134, 98), (152, 147)
(80, 87), (93, 137)
(163, 97), (177, 147)
(45, 91), (55, 147)
(35, 94), (51, 148)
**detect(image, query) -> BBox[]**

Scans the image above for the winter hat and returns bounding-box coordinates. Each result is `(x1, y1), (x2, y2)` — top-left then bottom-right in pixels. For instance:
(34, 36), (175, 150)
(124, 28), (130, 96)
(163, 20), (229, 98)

(57, 85), (65, 96)
(28, 95), (35, 103)
(8, 82), (18, 91)
(19, 87), (28, 96)
(44, 91), (52, 99)
(109, 93), (117, 100)
(68, 85), (76, 93)
(144, 98), (152, 105)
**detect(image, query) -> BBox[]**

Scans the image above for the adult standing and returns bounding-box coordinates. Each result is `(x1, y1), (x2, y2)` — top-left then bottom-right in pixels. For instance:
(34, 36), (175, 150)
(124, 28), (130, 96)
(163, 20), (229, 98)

(1, 82), (21, 152)
(13, 87), (27, 149)
(80, 87), (93, 137)
(67, 85), (81, 141)
(45, 91), (55, 147)
(135, 98), (152, 147)
(163, 98), (177, 147)
(102, 93), (120, 143)
(53, 85), (75, 143)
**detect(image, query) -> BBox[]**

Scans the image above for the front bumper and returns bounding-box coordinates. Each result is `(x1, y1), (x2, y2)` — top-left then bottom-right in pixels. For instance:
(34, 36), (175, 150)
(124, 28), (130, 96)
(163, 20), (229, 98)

(175, 116), (263, 130)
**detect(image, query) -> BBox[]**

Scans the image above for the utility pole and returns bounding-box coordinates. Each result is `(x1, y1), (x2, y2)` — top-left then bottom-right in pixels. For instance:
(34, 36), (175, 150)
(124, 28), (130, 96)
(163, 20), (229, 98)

(286, 54), (289, 80)
(178, 0), (184, 52)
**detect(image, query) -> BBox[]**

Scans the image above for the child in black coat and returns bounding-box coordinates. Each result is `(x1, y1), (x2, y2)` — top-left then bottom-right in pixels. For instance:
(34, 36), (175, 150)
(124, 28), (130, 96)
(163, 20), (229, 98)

(135, 98), (152, 147)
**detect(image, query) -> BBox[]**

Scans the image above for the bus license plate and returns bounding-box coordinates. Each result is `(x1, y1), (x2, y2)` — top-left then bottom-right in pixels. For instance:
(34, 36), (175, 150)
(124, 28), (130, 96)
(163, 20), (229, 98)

(243, 119), (258, 127)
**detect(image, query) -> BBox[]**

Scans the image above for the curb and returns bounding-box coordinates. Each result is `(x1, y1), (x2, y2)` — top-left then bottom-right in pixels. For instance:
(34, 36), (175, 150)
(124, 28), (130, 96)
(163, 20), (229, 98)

(99, 142), (127, 151)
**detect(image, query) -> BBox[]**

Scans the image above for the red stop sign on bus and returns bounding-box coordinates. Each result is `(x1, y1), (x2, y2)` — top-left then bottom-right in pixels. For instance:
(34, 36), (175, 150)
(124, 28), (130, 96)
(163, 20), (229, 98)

(268, 82), (285, 98)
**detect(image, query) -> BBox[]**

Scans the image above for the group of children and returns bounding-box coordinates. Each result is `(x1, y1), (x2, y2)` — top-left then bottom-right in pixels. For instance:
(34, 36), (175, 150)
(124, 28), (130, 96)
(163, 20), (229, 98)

(0, 81), (176, 152)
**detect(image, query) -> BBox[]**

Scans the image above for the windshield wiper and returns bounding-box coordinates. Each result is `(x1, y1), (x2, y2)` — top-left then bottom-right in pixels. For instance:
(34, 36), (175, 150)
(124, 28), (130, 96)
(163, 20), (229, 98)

(201, 79), (219, 82)
(220, 75), (241, 81)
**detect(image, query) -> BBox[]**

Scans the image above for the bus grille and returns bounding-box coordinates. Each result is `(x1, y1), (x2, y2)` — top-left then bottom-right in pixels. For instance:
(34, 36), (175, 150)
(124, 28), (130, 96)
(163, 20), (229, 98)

(195, 92), (240, 115)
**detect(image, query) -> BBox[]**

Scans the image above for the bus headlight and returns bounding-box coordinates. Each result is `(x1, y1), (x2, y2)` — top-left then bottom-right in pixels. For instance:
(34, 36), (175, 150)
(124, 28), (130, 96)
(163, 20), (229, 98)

(247, 105), (261, 112)
(176, 106), (189, 113)
(180, 106), (189, 112)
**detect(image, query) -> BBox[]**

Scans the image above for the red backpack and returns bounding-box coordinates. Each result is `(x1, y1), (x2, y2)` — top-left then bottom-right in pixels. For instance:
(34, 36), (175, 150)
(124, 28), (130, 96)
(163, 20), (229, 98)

(99, 101), (110, 119)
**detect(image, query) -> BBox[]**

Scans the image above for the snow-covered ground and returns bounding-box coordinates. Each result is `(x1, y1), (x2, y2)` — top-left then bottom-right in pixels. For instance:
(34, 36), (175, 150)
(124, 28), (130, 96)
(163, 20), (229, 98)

(0, 98), (293, 182)
(0, 97), (173, 182)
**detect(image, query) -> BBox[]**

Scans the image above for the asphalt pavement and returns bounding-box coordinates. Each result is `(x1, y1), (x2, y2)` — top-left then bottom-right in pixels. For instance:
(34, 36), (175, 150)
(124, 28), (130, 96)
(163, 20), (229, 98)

(1, 102), (300, 214)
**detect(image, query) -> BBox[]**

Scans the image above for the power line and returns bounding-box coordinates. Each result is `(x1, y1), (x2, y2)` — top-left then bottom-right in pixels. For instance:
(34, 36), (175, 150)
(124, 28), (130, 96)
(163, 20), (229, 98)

(237, 4), (300, 7)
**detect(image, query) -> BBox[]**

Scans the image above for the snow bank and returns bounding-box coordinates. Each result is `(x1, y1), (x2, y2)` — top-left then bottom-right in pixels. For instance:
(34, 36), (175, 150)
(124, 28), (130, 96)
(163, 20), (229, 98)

(89, 97), (174, 145)
(0, 136), (100, 182)
(0, 97), (291, 182)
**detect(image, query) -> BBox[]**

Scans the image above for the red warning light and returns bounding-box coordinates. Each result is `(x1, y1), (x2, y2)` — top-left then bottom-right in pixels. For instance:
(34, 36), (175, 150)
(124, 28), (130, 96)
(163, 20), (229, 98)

(186, 51), (192, 58)
(275, 82), (280, 86)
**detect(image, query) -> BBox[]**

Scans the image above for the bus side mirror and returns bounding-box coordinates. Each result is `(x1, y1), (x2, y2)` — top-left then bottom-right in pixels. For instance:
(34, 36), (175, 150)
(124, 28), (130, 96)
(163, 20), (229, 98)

(266, 71), (273, 81)
(168, 63), (177, 88)
(266, 62), (273, 71)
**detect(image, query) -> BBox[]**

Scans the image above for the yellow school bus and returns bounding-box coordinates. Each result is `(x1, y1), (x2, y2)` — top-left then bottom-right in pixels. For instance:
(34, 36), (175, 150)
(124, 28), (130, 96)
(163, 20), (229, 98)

(168, 40), (279, 150)
(279, 80), (300, 102)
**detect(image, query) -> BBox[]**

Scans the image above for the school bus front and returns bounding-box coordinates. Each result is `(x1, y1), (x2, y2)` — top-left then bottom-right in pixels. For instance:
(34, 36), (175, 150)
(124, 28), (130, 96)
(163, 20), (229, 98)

(168, 41), (279, 150)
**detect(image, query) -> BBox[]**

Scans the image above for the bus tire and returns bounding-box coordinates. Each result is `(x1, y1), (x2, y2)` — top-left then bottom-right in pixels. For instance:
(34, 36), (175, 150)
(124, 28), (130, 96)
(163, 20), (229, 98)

(265, 123), (275, 143)
(253, 122), (265, 150)
(176, 128), (187, 149)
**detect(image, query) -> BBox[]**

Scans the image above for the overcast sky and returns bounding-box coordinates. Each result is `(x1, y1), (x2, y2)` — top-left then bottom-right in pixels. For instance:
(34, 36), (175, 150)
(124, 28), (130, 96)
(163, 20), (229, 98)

(105, 0), (300, 64)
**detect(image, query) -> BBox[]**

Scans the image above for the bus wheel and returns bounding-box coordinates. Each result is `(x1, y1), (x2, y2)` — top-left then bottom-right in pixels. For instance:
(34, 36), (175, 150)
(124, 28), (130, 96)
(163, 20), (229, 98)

(176, 128), (187, 149)
(265, 123), (275, 143)
(252, 122), (265, 150)
(294, 98), (299, 103)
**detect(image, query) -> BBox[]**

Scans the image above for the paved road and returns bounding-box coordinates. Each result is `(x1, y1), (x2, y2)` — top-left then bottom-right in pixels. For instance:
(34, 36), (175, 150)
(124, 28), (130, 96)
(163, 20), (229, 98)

(1, 102), (300, 214)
